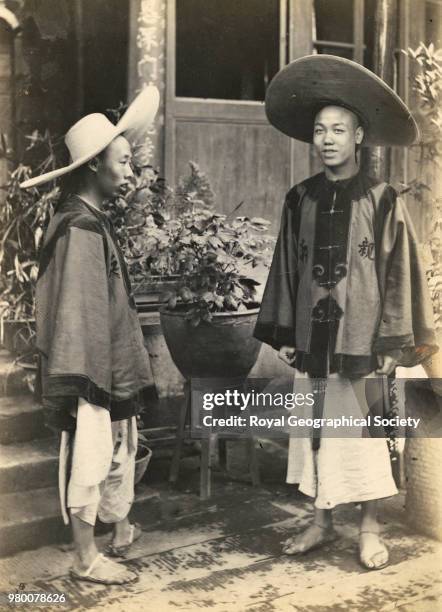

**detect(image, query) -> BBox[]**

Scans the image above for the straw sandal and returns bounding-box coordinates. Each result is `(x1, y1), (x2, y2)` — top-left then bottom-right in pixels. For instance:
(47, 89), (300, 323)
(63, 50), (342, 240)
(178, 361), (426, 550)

(70, 553), (137, 585)
(105, 523), (142, 558)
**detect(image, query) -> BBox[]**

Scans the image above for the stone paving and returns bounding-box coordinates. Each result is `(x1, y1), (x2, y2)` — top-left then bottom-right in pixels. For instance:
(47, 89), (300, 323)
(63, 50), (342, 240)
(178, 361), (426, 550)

(0, 441), (440, 612)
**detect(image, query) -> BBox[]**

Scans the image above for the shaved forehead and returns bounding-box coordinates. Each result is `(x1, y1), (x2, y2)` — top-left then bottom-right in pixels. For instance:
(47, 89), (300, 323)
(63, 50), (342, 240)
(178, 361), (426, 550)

(102, 135), (132, 160)
(315, 105), (360, 130)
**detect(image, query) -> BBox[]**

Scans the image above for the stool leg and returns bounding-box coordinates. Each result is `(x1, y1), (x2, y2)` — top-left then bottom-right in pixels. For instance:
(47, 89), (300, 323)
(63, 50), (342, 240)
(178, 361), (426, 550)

(169, 383), (190, 483)
(200, 434), (215, 500)
(218, 438), (227, 471)
(247, 437), (261, 487)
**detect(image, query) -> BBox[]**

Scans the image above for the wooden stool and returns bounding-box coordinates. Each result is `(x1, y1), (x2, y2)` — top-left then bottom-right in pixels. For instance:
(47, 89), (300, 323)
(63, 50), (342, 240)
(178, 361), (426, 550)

(169, 382), (261, 500)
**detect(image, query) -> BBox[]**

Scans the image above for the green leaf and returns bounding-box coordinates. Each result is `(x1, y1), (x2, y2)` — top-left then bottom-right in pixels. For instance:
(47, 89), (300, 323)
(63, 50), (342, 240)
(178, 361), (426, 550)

(179, 287), (195, 302)
(201, 291), (215, 303)
(224, 294), (238, 310)
(214, 295), (224, 309)
(251, 217), (271, 226)
(238, 277), (260, 287)
(190, 314), (201, 327)
(168, 295), (177, 309)
(160, 291), (174, 302)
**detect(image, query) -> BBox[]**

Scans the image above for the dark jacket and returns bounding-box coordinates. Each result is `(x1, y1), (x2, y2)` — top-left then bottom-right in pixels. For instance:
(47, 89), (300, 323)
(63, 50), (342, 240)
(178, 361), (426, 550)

(254, 171), (438, 377)
(36, 195), (156, 431)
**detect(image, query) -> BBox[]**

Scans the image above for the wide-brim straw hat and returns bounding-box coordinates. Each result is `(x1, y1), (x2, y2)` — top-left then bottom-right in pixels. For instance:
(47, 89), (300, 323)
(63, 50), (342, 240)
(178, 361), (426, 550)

(20, 85), (160, 189)
(265, 54), (419, 146)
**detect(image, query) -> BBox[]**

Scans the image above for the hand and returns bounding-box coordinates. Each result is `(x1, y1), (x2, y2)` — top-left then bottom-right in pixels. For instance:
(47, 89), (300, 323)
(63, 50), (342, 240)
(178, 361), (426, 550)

(376, 353), (399, 375)
(278, 346), (296, 365)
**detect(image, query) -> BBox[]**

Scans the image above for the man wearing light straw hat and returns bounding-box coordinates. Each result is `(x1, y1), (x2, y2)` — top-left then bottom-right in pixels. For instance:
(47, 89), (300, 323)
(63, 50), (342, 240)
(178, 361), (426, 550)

(254, 55), (438, 569)
(21, 86), (159, 584)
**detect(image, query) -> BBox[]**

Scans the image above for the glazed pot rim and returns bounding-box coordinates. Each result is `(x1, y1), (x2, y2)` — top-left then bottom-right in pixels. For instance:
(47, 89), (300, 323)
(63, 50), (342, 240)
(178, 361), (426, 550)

(159, 304), (260, 318)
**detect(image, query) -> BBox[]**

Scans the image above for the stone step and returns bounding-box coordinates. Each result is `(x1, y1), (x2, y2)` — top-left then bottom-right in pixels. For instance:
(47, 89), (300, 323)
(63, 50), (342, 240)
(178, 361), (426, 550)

(0, 395), (50, 445)
(0, 350), (31, 397)
(0, 423), (184, 495)
(0, 453), (277, 560)
(0, 482), (162, 558)
(0, 439), (283, 559)
(0, 437), (58, 494)
(0, 391), (183, 447)
(0, 395), (183, 448)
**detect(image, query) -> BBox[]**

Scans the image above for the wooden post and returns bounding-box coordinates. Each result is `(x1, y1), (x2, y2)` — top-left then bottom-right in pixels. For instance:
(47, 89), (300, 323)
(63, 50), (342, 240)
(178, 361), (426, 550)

(168, 381), (190, 484)
(368, 0), (398, 181)
(72, 0), (84, 119)
(127, 0), (166, 173)
(0, 6), (20, 169)
(289, 0), (313, 185)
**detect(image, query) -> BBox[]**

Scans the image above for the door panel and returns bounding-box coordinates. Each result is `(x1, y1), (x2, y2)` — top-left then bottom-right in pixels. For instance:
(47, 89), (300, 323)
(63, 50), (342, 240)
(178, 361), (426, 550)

(174, 115), (291, 228)
(165, 0), (312, 231)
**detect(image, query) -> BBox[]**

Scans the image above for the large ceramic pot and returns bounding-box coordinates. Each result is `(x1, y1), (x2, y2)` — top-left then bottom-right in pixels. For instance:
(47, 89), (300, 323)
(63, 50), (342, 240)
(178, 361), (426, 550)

(159, 305), (261, 379)
(139, 310), (185, 398)
(136, 275), (185, 398)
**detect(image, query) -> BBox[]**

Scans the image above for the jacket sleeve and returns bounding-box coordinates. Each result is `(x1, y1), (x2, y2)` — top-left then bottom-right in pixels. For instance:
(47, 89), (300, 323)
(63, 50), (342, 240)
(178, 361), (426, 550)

(36, 224), (113, 430)
(373, 188), (438, 366)
(253, 188), (300, 351)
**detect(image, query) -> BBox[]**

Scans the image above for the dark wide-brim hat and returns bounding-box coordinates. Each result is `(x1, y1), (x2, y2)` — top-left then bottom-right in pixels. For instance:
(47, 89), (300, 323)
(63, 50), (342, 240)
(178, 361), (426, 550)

(265, 54), (419, 146)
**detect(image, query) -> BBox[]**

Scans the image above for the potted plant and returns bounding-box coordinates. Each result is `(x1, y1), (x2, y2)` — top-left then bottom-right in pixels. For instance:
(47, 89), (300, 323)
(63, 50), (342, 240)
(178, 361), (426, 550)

(401, 43), (442, 379)
(0, 131), (60, 360)
(158, 201), (275, 380)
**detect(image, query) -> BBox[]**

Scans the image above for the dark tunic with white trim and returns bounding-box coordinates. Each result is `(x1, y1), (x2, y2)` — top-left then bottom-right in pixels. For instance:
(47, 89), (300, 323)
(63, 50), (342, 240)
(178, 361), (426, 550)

(254, 171), (438, 378)
(36, 195), (156, 432)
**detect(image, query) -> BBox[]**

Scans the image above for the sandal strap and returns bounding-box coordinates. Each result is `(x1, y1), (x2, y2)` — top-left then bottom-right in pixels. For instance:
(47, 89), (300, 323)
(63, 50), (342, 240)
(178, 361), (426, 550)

(127, 524), (135, 544)
(313, 521), (333, 530)
(83, 553), (105, 577)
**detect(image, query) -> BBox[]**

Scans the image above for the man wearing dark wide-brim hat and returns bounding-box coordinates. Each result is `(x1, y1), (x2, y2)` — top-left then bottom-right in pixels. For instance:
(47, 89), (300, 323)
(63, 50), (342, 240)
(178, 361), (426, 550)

(20, 86), (160, 584)
(254, 55), (438, 570)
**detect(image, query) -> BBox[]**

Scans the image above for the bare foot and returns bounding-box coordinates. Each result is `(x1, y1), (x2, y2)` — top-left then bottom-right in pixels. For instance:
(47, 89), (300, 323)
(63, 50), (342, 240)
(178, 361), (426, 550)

(71, 553), (138, 585)
(283, 523), (338, 555)
(359, 532), (389, 570)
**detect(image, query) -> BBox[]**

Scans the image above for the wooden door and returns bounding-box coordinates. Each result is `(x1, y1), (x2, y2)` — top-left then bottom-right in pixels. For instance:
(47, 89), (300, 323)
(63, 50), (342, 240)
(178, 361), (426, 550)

(164, 0), (311, 230)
